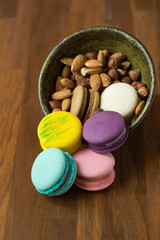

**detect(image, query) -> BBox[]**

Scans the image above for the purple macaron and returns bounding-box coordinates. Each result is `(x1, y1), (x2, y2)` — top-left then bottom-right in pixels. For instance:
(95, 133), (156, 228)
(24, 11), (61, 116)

(82, 111), (129, 153)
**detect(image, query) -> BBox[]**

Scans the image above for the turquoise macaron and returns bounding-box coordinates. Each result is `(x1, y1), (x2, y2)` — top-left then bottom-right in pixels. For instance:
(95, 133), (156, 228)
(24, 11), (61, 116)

(31, 148), (77, 196)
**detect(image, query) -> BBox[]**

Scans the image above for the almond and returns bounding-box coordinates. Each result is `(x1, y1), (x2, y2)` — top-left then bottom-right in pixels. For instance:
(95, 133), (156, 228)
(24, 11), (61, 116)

(102, 49), (110, 58)
(84, 59), (103, 68)
(109, 52), (125, 62)
(117, 68), (126, 76)
(52, 108), (62, 112)
(71, 54), (86, 72)
(81, 67), (103, 76)
(61, 98), (71, 111)
(49, 100), (61, 110)
(62, 65), (71, 78)
(97, 50), (105, 67)
(90, 74), (101, 91)
(55, 76), (63, 91)
(60, 58), (73, 66)
(108, 58), (121, 69)
(71, 71), (80, 78)
(128, 70), (140, 81)
(52, 90), (72, 100)
(85, 51), (97, 60)
(60, 78), (75, 89)
(71, 73), (76, 81)
(121, 61), (131, 70)
(135, 100), (145, 116)
(100, 73), (111, 87)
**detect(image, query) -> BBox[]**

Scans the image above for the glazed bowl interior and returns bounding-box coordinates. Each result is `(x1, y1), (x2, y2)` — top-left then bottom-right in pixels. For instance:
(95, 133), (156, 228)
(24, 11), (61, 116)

(38, 27), (156, 131)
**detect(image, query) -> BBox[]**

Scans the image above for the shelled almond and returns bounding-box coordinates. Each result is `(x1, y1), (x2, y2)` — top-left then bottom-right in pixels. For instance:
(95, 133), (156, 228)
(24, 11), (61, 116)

(62, 65), (71, 78)
(61, 98), (71, 111)
(90, 74), (101, 91)
(100, 73), (111, 87)
(49, 100), (61, 110)
(52, 90), (72, 100)
(60, 78), (75, 89)
(60, 58), (73, 66)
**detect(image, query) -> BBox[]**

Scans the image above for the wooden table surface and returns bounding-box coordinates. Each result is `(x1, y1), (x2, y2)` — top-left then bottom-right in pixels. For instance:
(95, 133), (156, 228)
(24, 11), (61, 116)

(0, 0), (160, 239)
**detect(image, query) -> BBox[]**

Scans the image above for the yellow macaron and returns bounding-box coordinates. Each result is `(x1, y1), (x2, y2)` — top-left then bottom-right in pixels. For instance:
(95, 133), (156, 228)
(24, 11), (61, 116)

(37, 111), (82, 154)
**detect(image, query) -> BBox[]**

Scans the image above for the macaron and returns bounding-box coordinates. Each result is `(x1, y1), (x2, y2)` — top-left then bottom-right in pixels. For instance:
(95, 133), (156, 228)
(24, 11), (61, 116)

(37, 111), (82, 154)
(100, 82), (139, 119)
(83, 111), (129, 153)
(70, 86), (99, 123)
(31, 148), (77, 196)
(82, 89), (99, 124)
(70, 85), (88, 120)
(73, 148), (115, 191)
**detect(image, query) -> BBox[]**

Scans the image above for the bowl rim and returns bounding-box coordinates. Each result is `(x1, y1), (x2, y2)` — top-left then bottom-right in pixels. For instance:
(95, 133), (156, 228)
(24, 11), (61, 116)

(38, 26), (156, 131)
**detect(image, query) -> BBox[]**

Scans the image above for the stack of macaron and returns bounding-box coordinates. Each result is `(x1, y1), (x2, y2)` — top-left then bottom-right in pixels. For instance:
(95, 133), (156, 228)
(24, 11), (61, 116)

(31, 108), (129, 195)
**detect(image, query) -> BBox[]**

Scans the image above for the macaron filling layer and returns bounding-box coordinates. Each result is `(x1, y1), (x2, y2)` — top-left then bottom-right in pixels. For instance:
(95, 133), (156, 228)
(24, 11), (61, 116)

(75, 169), (115, 191)
(88, 126), (128, 153)
(76, 170), (113, 184)
(101, 126), (128, 148)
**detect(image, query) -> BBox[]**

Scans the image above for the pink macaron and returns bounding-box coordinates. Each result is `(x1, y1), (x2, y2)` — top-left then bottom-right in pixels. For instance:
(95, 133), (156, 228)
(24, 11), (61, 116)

(72, 148), (115, 191)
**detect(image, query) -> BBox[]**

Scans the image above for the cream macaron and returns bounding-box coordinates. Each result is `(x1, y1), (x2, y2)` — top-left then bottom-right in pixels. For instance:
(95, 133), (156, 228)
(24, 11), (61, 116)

(100, 83), (139, 119)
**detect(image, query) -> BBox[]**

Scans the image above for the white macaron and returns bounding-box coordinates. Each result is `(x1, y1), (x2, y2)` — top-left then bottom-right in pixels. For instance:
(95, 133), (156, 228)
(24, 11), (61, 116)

(100, 83), (139, 119)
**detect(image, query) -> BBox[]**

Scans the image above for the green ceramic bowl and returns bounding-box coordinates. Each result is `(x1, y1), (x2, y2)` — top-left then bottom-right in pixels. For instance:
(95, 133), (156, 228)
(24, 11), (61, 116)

(38, 27), (156, 130)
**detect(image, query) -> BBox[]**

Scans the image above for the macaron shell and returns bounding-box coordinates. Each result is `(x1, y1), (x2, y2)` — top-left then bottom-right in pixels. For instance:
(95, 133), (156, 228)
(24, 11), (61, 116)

(100, 83), (138, 119)
(37, 154), (69, 194)
(72, 148), (115, 179)
(78, 87), (88, 120)
(70, 86), (87, 119)
(37, 112), (82, 154)
(31, 148), (66, 191)
(83, 89), (99, 124)
(83, 111), (126, 145)
(75, 169), (115, 191)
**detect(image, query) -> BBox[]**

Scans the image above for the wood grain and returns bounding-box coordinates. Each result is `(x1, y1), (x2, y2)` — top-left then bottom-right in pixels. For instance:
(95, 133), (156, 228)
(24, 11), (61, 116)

(0, 0), (159, 239)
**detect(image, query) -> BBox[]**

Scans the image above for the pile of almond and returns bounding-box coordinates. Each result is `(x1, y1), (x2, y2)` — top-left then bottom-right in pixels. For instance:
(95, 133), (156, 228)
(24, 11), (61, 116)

(49, 50), (148, 124)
